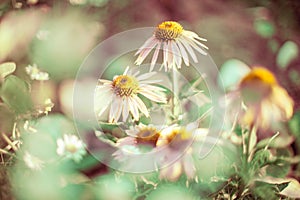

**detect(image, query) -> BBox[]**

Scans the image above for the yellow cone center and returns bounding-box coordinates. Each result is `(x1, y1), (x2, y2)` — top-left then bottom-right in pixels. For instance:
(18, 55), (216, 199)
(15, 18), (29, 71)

(66, 144), (78, 153)
(136, 127), (160, 147)
(240, 67), (277, 104)
(154, 21), (183, 40)
(112, 75), (139, 97)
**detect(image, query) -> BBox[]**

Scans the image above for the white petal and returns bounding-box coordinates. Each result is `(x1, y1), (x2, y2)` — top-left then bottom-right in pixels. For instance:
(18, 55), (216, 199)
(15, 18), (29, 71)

(128, 97), (139, 121)
(137, 71), (156, 81)
(139, 89), (166, 103)
(132, 96), (149, 117)
(176, 40), (189, 66)
(178, 38), (198, 63)
(122, 97), (129, 121)
(109, 97), (123, 122)
(163, 42), (169, 71)
(184, 36), (207, 55)
(171, 41), (182, 68)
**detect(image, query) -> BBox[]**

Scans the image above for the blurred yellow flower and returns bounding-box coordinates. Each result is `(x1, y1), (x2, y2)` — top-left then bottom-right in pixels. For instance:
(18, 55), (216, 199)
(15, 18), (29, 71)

(135, 21), (208, 71)
(239, 67), (294, 129)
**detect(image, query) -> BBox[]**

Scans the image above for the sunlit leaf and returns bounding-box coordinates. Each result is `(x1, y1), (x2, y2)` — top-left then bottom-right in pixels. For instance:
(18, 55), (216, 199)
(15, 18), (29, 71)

(280, 179), (300, 198)
(289, 111), (300, 137)
(146, 184), (196, 200)
(30, 9), (100, 80)
(1, 75), (33, 114)
(0, 62), (16, 80)
(276, 41), (299, 69)
(218, 59), (250, 90)
(254, 19), (275, 38)
(31, 114), (76, 140)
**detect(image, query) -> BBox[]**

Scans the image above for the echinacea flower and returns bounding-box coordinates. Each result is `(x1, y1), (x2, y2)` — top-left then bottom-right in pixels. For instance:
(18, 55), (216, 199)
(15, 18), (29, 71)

(135, 21), (208, 71)
(113, 124), (161, 163)
(56, 134), (86, 163)
(238, 67), (294, 129)
(114, 122), (198, 181)
(94, 67), (167, 123)
(156, 123), (197, 181)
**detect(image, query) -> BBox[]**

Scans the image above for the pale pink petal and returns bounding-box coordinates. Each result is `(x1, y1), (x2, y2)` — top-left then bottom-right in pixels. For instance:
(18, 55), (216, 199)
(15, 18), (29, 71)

(176, 40), (190, 66)
(178, 38), (198, 63)
(183, 30), (207, 42)
(135, 39), (159, 65)
(150, 42), (161, 71)
(135, 36), (156, 55)
(184, 36), (207, 55)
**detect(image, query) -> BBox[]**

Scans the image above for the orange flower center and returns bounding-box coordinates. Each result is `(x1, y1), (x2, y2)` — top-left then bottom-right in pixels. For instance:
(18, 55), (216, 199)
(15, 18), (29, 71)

(154, 21), (183, 40)
(136, 127), (160, 147)
(112, 75), (139, 97)
(66, 144), (78, 153)
(156, 127), (192, 147)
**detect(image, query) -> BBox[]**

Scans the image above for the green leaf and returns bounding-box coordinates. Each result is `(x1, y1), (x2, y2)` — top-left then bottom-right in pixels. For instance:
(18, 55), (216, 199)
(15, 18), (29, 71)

(253, 182), (278, 200)
(251, 149), (271, 170)
(289, 111), (300, 137)
(276, 41), (299, 69)
(218, 59), (250, 90)
(32, 114), (76, 139)
(0, 62), (16, 80)
(254, 19), (275, 38)
(1, 75), (33, 114)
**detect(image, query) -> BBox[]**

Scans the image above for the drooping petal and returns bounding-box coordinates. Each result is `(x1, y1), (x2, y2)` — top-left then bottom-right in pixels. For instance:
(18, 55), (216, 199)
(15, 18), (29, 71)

(178, 38), (198, 63)
(176, 40), (190, 66)
(132, 95), (149, 117)
(150, 42), (161, 71)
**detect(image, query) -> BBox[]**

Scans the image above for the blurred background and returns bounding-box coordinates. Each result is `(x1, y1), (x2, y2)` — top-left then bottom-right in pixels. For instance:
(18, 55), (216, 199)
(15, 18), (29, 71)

(0, 0), (300, 199)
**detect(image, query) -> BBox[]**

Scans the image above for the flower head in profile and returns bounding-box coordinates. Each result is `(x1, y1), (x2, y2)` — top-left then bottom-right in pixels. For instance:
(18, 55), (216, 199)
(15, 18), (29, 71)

(114, 122), (198, 181)
(156, 123), (197, 181)
(94, 67), (167, 123)
(56, 134), (86, 163)
(238, 67), (294, 129)
(135, 21), (208, 71)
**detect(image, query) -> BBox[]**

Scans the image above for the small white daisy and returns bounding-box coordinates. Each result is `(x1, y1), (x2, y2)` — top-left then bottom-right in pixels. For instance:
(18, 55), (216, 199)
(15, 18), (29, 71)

(135, 21), (208, 71)
(56, 134), (86, 163)
(94, 67), (167, 123)
(23, 151), (44, 170)
(25, 64), (49, 81)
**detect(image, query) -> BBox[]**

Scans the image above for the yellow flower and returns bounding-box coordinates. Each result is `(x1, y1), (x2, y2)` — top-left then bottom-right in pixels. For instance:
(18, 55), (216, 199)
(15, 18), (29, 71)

(239, 67), (294, 129)
(135, 21), (208, 71)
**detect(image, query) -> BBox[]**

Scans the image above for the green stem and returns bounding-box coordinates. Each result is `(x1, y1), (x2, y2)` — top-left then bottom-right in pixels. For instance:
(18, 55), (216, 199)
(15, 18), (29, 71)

(171, 67), (179, 120)
(245, 124), (255, 163)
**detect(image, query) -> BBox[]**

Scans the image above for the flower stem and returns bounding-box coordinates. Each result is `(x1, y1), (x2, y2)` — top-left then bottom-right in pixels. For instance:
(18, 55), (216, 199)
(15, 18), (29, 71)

(172, 67), (179, 119)
(245, 124), (255, 162)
